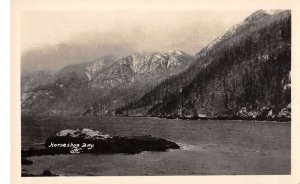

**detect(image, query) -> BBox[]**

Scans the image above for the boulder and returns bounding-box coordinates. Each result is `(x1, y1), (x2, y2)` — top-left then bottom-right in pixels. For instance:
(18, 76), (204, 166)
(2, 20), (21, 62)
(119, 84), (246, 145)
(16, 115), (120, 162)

(276, 103), (291, 121)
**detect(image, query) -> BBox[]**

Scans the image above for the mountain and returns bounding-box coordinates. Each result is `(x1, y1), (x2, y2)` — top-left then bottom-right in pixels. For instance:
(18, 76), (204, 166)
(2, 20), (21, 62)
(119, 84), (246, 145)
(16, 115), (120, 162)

(21, 51), (193, 116)
(116, 10), (291, 121)
(53, 55), (118, 89)
(21, 70), (54, 93)
(89, 50), (193, 89)
(21, 55), (117, 115)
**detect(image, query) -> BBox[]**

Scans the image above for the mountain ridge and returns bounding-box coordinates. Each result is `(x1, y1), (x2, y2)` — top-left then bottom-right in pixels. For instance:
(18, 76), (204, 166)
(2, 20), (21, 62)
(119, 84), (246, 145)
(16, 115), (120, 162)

(21, 50), (193, 115)
(115, 10), (291, 121)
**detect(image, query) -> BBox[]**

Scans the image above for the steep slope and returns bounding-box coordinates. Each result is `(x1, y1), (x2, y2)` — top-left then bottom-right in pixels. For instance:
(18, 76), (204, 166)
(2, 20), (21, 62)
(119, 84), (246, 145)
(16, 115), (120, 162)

(21, 51), (193, 116)
(83, 50), (193, 115)
(116, 10), (291, 121)
(89, 51), (193, 89)
(21, 56), (118, 115)
(21, 70), (54, 93)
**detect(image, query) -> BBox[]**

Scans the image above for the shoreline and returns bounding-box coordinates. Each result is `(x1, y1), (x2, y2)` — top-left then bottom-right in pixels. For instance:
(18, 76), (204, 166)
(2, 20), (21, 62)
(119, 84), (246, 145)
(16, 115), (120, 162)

(21, 114), (291, 123)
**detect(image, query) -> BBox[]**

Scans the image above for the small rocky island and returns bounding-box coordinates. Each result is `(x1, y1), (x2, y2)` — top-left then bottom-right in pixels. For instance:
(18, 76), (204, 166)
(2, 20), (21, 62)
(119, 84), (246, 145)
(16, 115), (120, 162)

(22, 128), (180, 157)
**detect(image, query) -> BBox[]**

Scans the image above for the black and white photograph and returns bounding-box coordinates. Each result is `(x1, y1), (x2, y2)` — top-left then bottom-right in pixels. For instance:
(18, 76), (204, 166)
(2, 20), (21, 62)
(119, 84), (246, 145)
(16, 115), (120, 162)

(17, 2), (292, 179)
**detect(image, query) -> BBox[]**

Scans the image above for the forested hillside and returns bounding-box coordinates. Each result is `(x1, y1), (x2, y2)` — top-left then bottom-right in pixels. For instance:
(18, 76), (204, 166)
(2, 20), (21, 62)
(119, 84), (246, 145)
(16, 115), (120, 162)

(116, 10), (291, 121)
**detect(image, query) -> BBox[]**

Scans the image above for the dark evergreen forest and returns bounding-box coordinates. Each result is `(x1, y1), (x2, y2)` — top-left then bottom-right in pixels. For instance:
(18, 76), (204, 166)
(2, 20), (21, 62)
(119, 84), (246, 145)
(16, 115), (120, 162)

(116, 10), (291, 121)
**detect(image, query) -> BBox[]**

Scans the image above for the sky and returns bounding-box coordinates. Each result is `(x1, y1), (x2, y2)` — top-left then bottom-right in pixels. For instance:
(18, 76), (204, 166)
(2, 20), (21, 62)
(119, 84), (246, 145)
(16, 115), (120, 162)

(21, 10), (256, 72)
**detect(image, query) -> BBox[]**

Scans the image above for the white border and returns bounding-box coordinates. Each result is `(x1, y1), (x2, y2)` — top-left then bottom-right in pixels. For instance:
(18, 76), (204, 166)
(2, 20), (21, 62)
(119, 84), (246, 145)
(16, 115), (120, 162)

(0, 0), (10, 184)
(11, 0), (300, 184)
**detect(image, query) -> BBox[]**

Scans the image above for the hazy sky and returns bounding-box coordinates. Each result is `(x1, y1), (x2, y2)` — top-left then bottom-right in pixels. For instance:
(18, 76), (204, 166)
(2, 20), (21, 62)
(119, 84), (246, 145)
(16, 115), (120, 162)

(21, 10), (256, 72)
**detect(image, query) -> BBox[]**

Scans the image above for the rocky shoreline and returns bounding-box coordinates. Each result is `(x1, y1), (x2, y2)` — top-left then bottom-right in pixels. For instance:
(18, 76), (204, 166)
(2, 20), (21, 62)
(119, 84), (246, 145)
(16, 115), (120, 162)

(22, 103), (291, 123)
(159, 115), (291, 122)
(120, 105), (291, 122)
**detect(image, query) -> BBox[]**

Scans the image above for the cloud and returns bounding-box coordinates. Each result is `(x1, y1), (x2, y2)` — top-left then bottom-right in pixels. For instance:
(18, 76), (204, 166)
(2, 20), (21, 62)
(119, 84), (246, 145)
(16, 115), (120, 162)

(21, 10), (255, 72)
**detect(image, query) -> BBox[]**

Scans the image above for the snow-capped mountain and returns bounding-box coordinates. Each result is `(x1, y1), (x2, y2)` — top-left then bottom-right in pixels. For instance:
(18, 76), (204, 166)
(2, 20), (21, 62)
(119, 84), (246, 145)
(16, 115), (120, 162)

(21, 51), (193, 115)
(89, 50), (193, 89)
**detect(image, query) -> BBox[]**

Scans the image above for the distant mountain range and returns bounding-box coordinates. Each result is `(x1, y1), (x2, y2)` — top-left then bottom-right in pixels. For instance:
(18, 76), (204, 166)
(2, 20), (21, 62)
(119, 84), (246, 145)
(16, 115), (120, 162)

(21, 51), (193, 115)
(21, 10), (291, 121)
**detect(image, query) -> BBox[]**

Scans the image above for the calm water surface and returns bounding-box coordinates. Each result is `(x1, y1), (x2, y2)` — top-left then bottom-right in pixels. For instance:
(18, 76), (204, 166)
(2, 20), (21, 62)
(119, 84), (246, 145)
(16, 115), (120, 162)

(22, 116), (290, 175)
